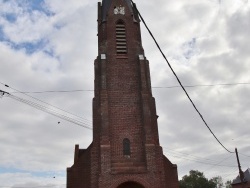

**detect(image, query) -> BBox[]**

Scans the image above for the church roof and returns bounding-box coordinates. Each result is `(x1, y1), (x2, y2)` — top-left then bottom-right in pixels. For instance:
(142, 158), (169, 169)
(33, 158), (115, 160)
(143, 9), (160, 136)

(101, 0), (134, 21)
(232, 168), (250, 184)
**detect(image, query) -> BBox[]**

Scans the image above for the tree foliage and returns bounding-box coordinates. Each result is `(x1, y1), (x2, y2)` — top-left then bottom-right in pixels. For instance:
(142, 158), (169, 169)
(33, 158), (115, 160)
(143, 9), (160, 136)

(210, 176), (223, 188)
(179, 170), (216, 188)
(179, 170), (233, 188)
(225, 180), (232, 188)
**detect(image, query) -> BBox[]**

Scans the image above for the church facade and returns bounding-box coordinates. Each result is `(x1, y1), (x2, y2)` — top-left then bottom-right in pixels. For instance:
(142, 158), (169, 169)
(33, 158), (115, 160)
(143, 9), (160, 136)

(67, 0), (179, 187)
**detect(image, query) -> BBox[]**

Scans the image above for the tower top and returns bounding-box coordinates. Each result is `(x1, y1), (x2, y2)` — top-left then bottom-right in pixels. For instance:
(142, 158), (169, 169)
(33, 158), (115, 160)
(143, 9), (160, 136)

(66, 1), (179, 187)
(101, 0), (135, 21)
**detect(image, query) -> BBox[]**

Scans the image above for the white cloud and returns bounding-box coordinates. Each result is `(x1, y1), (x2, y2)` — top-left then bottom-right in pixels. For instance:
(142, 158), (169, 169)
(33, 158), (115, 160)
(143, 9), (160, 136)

(0, 172), (65, 188)
(0, 1), (52, 44)
(0, 0), (249, 186)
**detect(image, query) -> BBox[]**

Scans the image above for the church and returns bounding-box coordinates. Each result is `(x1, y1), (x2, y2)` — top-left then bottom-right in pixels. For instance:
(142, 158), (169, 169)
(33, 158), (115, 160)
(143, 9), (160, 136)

(67, 0), (179, 187)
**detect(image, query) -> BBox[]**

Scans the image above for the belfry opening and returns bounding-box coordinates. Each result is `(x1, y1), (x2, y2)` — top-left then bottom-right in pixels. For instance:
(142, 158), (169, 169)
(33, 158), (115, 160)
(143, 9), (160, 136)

(66, 1), (179, 187)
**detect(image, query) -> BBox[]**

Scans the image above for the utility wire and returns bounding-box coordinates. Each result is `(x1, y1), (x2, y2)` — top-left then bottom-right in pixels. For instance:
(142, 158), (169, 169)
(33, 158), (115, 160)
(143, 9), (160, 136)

(0, 82), (92, 124)
(164, 148), (236, 167)
(153, 82), (250, 89)
(1, 88), (92, 130)
(165, 151), (237, 167)
(130, 0), (233, 153)
(4, 88), (250, 157)
(164, 147), (246, 179)
(0, 185), (66, 188)
(164, 147), (230, 164)
(7, 93), (92, 130)
(203, 154), (234, 171)
(11, 89), (94, 94)
(221, 169), (239, 179)
(239, 152), (250, 158)
(6, 82), (250, 94)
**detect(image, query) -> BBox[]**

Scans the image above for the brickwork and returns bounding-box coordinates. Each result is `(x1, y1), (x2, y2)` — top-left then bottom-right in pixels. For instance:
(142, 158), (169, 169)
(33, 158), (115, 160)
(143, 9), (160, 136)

(67, 1), (179, 188)
(232, 183), (250, 188)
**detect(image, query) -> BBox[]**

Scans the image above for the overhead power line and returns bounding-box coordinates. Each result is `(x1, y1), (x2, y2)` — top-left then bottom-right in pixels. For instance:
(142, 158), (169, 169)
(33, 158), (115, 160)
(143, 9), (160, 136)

(164, 147), (236, 168)
(7, 93), (92, 130)
(10, 89), (94, 94)
(0, 184), (66, 188)
(0, 82), (92, 125)
(167, 152), (236, 168)
(130, 0), (233, 153)
(239, 152), (250, 158)
(164, 147), (231, 164)
(5, 82), (250, 94)
(0, 82), (92, 130)
(153, 82), (250, 89)
(203, 154), (235, 171)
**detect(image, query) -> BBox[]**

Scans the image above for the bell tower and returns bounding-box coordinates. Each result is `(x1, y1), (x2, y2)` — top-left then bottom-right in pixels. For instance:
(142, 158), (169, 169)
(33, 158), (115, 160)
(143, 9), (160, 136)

(67, 0), (179, 188)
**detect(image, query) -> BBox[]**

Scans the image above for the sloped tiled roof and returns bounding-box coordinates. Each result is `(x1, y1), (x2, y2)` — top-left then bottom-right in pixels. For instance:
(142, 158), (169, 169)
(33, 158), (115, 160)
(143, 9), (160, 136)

(232, 168), (250, 184)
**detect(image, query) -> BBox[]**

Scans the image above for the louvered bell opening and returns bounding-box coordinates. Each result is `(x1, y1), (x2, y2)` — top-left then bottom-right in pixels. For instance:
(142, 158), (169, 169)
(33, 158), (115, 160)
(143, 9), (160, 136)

(116, 23), (127, 54)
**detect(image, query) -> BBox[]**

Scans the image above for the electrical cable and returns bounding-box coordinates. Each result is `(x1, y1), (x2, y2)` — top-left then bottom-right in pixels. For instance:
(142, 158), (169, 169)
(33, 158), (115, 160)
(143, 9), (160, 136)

(5, 82), (250, 94)
(11, 89), (94, 94)
(165, 151), (236, 167)
(0, 185), (66, 188)
(164, 150), (237, 179)
(153, 82), (250, 89)
(1, 90), (92, 130)
(164, 149), (237, 168)
(220, 169), (239, 179)
(161, 147), (240, 181)
(1, 82), (92, 128)
(8, 94), (92, 130)
(163, 151), (235, 177)
(164, 152), (237, 168)
(239, 152), (250, 158)
(203, 154), (234, 171)
(0, 82), (92, 124)
(130, 0), (234, 153)
(163, 147), (230, 164)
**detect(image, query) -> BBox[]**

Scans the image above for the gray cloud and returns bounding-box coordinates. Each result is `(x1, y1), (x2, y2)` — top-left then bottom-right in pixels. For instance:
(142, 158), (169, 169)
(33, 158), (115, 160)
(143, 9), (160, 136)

(0, 0), (249, 187)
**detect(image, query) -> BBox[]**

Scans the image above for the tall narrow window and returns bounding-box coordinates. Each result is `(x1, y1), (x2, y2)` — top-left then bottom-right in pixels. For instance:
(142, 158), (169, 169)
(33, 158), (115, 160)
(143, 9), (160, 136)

(123, 138), (131, 156)
(116, 21), (127, 55)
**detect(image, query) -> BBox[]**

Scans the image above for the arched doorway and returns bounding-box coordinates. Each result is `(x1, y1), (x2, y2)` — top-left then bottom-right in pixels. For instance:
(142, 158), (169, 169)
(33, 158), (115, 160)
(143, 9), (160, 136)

(117, 181), (145, 188)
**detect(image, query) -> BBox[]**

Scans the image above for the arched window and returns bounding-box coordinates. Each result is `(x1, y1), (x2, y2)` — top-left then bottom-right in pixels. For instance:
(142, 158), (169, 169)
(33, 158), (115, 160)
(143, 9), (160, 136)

(123, 138), (131, 156)
(116, 20), (127, 55)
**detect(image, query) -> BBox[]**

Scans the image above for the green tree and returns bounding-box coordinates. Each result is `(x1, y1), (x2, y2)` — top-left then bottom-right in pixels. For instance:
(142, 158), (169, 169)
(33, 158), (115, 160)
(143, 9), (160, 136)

(179, 170), (216, 188)
(210, 176), (223, 188)
(225, 180), (232, 188)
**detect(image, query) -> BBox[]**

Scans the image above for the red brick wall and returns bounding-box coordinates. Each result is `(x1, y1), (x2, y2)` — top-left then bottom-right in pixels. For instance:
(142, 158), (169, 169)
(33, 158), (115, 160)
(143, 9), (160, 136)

(67, 145), (91, 188)
(232, 182), (250, 188)
(67, 1), (179, 188)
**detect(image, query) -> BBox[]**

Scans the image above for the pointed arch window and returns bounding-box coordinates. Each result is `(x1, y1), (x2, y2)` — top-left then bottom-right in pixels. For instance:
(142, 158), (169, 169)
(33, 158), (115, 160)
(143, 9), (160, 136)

(123, 138), (131, 156)
(116, 21), (127, 55)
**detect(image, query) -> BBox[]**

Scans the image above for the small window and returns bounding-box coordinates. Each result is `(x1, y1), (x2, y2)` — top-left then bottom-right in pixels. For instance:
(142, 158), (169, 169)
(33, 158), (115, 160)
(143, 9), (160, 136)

(116, 21), (127, 55)
(123, 138), (131, 156)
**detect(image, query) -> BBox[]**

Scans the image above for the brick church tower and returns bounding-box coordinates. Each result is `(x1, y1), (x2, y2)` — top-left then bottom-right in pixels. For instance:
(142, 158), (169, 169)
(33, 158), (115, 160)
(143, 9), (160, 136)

(67, 0), (179, 187)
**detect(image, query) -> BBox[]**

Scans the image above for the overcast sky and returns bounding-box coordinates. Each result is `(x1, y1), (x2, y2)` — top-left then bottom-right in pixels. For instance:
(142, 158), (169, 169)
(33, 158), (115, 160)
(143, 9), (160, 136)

(0, 0), (249, 187)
